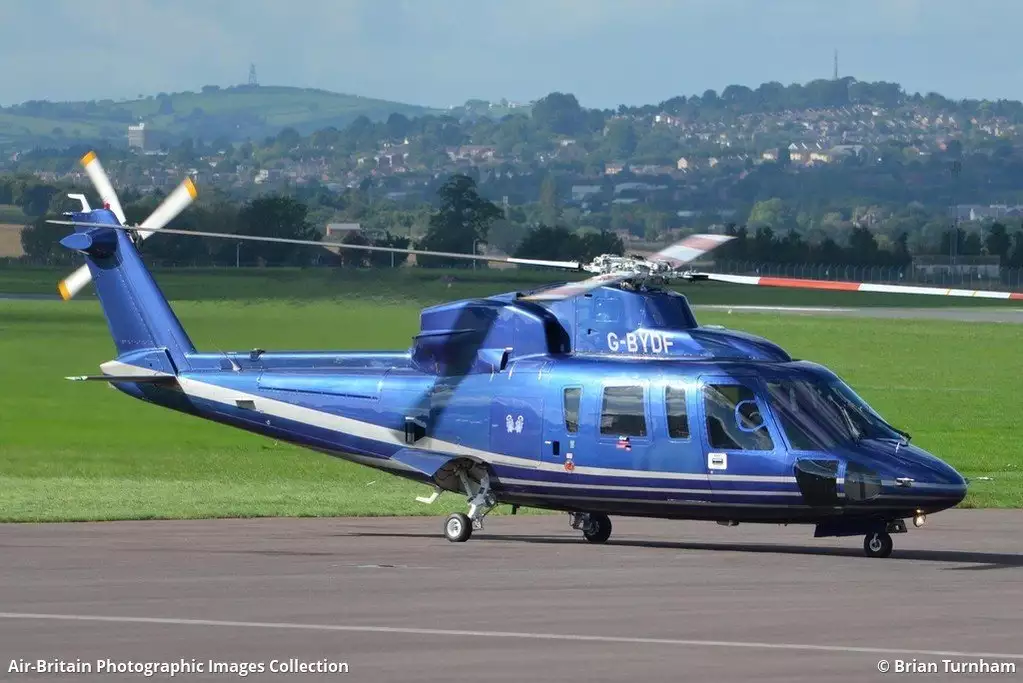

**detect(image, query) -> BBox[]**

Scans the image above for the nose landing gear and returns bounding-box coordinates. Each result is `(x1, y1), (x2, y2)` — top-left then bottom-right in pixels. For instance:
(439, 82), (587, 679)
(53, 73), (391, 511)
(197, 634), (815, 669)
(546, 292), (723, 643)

(863, 531), (894, 558)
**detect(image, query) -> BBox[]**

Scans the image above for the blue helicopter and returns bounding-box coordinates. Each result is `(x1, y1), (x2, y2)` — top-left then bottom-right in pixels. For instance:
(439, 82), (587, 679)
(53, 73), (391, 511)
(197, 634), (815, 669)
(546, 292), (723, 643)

(53, 153), (1011, 558)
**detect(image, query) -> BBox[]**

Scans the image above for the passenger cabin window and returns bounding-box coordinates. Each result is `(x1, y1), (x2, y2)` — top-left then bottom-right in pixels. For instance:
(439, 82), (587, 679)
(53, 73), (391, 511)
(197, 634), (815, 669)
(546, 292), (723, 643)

(704, 384), (775, 451)
(563, 387), (581, 433)
(665, 385), (690, 439)
(600, 385), (647, 437)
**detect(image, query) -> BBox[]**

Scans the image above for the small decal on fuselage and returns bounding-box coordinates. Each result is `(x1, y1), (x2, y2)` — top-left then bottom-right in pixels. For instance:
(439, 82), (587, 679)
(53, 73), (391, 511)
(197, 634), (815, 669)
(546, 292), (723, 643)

(606, 330), (675, 355)
(505, 414), (524, 433)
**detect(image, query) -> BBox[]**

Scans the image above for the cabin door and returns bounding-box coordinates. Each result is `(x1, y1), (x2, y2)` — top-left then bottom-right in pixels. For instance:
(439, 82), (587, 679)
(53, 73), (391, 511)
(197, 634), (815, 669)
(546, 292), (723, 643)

(541, 383), (584, 471)
(490, 394), (544, 469)
(696, 374), (787, 494)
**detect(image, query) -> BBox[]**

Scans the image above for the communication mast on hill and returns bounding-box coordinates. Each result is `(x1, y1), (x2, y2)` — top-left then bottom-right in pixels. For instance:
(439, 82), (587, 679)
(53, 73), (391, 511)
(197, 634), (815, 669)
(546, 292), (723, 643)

(248, 64), (259, 87)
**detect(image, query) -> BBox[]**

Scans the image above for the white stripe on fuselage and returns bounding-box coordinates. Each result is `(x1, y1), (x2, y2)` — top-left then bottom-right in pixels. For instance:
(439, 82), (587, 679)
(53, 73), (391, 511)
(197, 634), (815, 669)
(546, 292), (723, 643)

(169, 373), (799, 485)
(100, 359), (174, 378)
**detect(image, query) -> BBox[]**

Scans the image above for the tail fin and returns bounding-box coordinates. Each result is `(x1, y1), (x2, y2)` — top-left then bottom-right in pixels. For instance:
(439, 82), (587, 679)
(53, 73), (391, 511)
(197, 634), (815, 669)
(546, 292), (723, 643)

(61, 208), (194, 373)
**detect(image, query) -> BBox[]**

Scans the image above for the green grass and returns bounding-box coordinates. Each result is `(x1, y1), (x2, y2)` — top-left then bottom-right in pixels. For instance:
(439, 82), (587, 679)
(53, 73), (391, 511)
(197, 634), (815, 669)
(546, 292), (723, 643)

(0, 205), (26, 223)
(0, 296), (1021, 522)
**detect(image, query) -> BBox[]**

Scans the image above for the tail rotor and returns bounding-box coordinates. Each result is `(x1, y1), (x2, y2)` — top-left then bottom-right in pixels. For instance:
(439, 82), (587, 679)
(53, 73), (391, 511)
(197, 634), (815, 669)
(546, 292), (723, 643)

(57, 151), (198, 301)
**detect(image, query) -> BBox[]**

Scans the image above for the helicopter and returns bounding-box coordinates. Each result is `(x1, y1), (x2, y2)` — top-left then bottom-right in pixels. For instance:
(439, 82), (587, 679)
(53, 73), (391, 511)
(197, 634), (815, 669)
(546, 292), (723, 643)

(49, 152), (1014, 558)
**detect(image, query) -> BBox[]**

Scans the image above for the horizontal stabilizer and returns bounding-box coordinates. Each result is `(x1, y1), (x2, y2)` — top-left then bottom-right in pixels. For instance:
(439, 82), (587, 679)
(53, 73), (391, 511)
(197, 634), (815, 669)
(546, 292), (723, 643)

(390, 448), (463, 479)
(66, 374), (177, 384)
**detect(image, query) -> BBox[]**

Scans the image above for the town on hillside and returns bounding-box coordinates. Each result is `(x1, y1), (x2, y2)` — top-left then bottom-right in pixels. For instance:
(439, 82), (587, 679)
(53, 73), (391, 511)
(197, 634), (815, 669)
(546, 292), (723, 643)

(5, 78), (1023, 287)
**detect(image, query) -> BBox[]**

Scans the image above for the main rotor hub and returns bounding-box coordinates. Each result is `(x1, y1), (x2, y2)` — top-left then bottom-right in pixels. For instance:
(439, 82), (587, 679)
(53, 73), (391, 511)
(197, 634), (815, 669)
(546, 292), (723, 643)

(586, 254), (677, 285)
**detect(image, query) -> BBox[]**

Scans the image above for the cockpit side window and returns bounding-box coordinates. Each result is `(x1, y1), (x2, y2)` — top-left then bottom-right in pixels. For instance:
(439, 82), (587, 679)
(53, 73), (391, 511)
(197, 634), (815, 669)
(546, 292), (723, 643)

(703, 384), (775, 451)
(765, 381), (833, 451)
(665, 385), (690, 439)
(764, 379), (901, 448)
(600, 385), (647, 437)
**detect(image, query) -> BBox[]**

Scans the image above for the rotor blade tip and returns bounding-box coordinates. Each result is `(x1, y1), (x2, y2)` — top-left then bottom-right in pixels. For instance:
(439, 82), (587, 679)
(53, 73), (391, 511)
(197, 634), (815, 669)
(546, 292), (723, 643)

(80, 151), (96, 167)
(184, 177), (198, 199)
(57, 280), (71, 301)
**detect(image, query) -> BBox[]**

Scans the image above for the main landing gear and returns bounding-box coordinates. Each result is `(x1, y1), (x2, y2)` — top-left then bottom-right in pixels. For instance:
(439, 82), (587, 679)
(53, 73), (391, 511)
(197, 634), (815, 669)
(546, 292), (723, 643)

(570, 512), (613, 543)
(444, 512), (473, 542)
(443, 468), (496, 543)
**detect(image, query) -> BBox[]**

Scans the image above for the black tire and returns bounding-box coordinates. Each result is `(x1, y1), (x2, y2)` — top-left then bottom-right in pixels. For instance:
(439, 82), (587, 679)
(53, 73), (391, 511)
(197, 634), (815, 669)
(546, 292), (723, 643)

(444, 513), (472, 542)
(863, 531), (893, 558)
(583, 513), (612, 544)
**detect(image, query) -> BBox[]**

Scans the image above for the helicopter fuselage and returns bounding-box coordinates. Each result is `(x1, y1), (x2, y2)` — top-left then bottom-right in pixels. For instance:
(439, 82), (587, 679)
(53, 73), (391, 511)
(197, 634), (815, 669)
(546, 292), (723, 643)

(110, 346), (966, 529)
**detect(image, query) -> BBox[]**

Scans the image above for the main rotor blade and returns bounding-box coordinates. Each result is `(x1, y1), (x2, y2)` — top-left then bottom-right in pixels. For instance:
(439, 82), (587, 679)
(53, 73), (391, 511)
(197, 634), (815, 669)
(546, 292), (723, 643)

(694, 272), (1023, 301)
(522, 272), (637, 301)
(80, 152), (126, 225)
(44, 222), (585, 271)
(653, 233), (734, 267)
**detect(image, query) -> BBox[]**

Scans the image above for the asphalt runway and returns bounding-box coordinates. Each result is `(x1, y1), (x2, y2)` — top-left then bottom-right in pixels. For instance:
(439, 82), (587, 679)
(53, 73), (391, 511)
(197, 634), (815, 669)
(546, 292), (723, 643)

(1, 512), (1021, 682)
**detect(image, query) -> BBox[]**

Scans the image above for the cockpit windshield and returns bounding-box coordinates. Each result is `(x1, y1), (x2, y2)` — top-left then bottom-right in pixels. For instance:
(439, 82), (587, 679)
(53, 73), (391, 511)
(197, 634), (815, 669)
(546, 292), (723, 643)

(765, 379), (904, 451)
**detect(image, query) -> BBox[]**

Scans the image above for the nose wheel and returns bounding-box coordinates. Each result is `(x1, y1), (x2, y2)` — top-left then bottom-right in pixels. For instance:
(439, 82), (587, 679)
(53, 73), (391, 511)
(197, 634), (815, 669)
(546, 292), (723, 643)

(863, 531), (893, 558)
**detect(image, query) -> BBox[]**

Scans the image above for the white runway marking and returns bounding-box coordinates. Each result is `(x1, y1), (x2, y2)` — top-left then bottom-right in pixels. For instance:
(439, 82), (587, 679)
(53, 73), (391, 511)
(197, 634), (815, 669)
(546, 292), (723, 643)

(1, 612), (1021, 660)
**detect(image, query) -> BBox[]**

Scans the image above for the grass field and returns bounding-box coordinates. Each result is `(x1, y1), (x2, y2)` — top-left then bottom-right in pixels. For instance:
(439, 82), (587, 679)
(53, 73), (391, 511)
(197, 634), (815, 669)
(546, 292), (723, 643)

(0, 205), (27, 224)
(1, 288), (1021, 522)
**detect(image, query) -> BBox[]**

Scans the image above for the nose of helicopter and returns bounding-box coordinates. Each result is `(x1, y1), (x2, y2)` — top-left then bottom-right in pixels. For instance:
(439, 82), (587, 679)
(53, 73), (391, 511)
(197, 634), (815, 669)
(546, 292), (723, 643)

(846, 442), (968, 514)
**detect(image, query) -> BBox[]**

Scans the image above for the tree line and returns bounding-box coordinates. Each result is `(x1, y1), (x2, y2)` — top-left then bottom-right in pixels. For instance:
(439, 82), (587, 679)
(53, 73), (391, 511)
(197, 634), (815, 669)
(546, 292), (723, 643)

(17, 173), (600, 269)
(14, 172), (1023, 271)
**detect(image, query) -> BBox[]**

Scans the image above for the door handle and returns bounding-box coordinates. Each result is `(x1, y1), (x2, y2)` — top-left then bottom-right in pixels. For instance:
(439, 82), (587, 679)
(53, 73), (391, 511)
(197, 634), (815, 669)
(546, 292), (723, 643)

(551, 440), (560, 456)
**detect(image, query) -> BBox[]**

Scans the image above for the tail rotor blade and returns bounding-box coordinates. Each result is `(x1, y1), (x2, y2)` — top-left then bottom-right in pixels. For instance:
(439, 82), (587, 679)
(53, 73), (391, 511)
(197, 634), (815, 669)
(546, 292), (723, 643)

(80, 151), (126, 225)
(58, 264), (92, 301)
(136, 177), (198, 240)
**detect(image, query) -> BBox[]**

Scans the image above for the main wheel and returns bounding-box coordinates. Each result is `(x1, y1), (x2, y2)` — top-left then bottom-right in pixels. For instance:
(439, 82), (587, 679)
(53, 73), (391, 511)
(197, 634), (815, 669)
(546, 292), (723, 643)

(583, 513), (612, 544)
(444, 513), (472, 542)
(863, 531), (893, 558)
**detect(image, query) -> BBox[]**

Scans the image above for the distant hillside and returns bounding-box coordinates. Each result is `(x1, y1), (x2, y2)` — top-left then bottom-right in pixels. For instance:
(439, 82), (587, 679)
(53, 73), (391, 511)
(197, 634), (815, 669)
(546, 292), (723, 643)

(0, 85), (441, 149)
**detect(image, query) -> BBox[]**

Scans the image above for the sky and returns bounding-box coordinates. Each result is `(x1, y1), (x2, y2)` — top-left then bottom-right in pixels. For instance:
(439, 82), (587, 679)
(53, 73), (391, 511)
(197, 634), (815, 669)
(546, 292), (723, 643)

(0, 0), (1019, 109)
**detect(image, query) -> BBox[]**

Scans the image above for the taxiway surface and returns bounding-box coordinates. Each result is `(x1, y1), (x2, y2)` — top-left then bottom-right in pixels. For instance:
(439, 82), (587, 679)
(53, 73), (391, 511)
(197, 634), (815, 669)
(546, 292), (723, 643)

(1, 512), (1021, 682)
